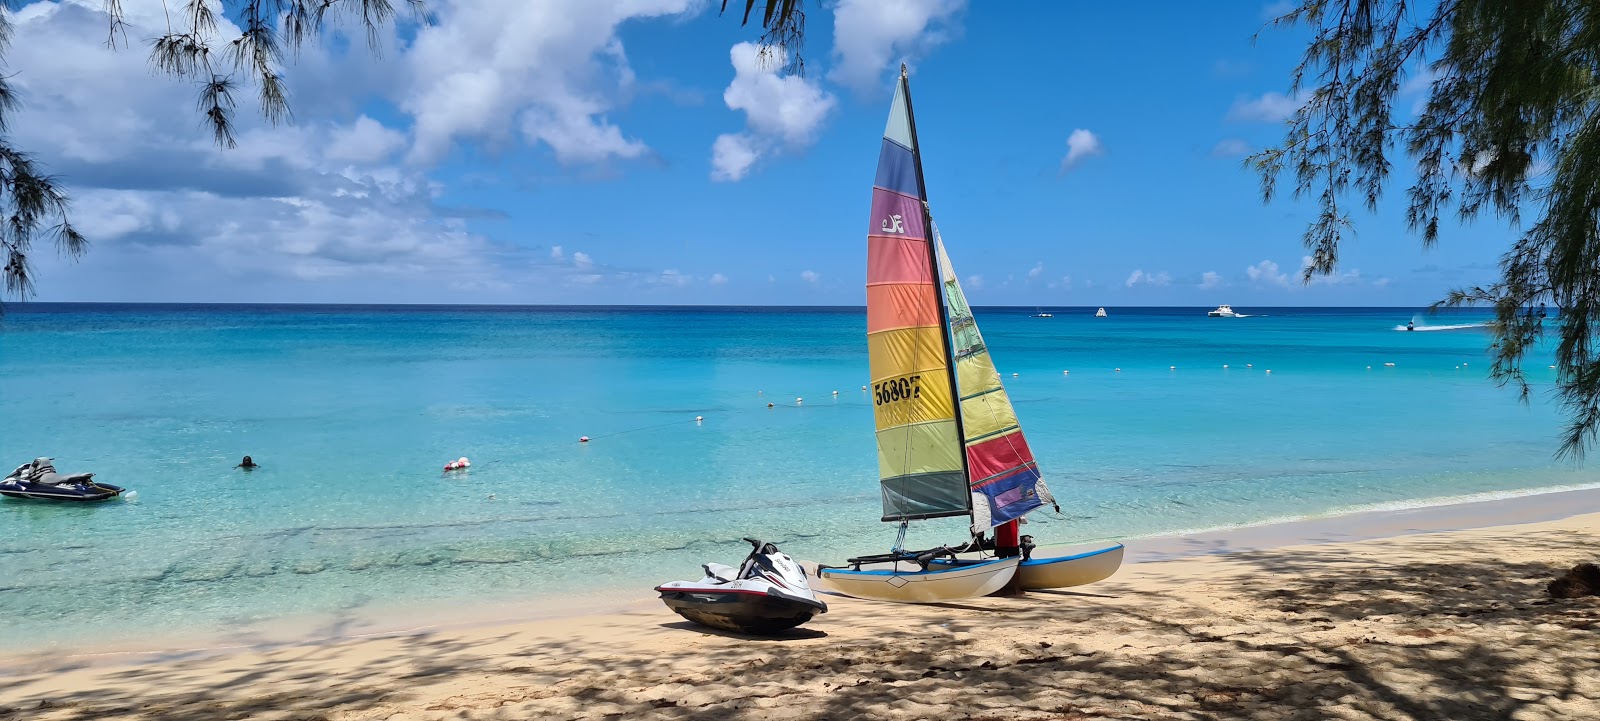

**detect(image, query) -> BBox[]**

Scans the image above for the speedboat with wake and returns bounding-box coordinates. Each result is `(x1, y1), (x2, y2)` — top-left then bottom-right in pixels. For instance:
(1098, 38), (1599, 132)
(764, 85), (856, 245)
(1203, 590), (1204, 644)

(2, 458), (126, 501)
(655, 537), (827, 634)
(1207, 304), (1241, 317)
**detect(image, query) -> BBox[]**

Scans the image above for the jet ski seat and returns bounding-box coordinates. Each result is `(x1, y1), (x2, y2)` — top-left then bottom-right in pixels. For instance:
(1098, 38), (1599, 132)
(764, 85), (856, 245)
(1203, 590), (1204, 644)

(701, 562), (738, 583)
(37, 472), (95, 485)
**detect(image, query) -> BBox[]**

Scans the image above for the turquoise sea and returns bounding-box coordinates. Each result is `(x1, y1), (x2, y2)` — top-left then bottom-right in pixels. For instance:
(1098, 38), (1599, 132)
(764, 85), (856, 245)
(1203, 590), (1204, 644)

(0, 303), (1591, 651)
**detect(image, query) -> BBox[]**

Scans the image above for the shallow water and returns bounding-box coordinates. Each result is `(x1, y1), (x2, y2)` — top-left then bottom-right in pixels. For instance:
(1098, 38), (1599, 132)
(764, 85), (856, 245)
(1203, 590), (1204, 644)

(0, 303), (1588, 650)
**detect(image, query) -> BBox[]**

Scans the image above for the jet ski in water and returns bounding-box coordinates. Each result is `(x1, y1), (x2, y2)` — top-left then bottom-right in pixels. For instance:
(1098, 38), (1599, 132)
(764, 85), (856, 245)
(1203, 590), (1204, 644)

(655, 537), (827, 634)
(1, 458), (126, 501)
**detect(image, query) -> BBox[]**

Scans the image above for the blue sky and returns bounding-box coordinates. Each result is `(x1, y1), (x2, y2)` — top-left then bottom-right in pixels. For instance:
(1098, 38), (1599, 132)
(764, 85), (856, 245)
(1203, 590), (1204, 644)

(12, 0), (1513, 306)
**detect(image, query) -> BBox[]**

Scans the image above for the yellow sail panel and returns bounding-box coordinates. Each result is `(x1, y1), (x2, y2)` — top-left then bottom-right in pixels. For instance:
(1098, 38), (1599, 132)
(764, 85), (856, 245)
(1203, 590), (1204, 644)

(960, 386), (1021, 441)
(876, 420), (963, 479)
(871, 369), (955, 431)
(955, 351), (1000, 393)
(868, 326), (948, 383)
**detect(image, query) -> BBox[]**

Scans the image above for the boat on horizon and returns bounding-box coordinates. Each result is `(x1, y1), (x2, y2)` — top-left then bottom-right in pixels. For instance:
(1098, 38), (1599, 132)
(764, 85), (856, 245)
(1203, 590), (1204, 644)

(1095, 307), (1108, 317)
(1207, 304), (1241, 317)
(815, 66), (1122, 604)
(1031, 308), (1053, 318)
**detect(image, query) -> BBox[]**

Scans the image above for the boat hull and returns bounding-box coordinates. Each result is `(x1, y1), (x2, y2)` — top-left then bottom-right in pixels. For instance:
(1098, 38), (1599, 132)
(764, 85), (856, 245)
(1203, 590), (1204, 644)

(656, 585), (825, 635)
(930, 544), (1124, 590)
(817, 557), (1019, 603)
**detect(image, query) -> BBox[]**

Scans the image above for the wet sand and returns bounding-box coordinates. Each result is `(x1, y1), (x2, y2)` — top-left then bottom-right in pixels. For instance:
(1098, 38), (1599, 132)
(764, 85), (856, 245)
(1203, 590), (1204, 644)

(3, 505), (1598, 720)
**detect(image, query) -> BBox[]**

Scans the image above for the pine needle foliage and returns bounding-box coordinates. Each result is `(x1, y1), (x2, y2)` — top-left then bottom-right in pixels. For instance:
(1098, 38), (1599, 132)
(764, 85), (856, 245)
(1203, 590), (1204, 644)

(720, 0), (806, 75)
(0, 0), (430, 312)
(1254, 0), (1600, 458)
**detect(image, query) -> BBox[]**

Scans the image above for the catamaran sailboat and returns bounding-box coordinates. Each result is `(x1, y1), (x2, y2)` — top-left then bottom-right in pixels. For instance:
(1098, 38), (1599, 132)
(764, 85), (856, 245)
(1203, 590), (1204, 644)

(816, 66), (1122, 604)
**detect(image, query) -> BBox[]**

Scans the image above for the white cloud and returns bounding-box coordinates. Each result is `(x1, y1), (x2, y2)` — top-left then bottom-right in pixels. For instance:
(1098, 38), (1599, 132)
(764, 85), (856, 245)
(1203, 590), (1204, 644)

(710, 133), (761, 182)
(1228, 92), (1306, 122)
(966, 274), (984, 290)
(1027, 261), (1044, 282)
(1125, 269), (1170, 287)
(572, 251), (594, 270)
(1374, 277), (1393, 288)
(1061, 129), (1103, 171)
(1060, 274), (1072, 290)
(1246, 259), (1292, 287)
(402, 0), (701, 165)
(710, 42), (836, 181)
(830, 0), (966, 95)
(1210, 138), (1251, 157)
(709, 273), (729, 285)
(658, 269), (690, 287)
(1302, 256), (1363, 285)
(801, 270), (820, 283)
(550, 245), (565, 260)
(1261, 0), (1295, 20)
(1199, 271), (1223, 290)
(325, 116), (407, 165)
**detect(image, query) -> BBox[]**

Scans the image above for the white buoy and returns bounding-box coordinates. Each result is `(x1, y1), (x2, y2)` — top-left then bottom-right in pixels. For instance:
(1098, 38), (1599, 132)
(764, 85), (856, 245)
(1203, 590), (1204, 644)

(767, 402), (775, 408)
(1063, 370), (1069, 374)
(1114, 368), (1122, 372)
(1550, 364), (1557, 369)
(1012, 372), (1019, 377)
(1384, 362), (1396, 367)
(1223, 364), (1229, 369)
(796, 397), (803, 404)
(1265, 369), (1272, 374)
(861, 385), (868, 390)
(1170, 365), (1176, 370)
(579, 436), (590, 443)
(758, 390), (763, 395)
(1246, 363), (1253, 368)
(1367, 365), (1372, 370)
(695, 415), (704, 422)
(832, 390), (839, 395)
(122, 490), (138, 501)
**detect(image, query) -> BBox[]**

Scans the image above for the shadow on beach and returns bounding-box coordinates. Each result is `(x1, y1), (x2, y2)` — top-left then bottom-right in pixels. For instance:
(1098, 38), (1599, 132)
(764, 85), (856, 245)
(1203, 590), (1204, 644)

(2, 525), (1597, 720)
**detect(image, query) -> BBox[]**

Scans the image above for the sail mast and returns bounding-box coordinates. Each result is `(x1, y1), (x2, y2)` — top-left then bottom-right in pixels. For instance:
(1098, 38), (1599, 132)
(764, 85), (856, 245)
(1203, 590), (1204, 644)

(897, 64), (974, 516)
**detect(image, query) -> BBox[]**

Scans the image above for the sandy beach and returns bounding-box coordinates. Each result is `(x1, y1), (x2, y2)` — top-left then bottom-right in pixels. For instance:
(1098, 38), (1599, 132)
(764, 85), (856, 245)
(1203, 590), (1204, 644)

(4, 502), (1598, 720)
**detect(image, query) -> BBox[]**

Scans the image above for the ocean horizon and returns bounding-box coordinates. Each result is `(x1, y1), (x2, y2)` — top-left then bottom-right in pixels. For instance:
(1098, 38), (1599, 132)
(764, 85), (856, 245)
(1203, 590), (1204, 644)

(2, 302), (1590, 651)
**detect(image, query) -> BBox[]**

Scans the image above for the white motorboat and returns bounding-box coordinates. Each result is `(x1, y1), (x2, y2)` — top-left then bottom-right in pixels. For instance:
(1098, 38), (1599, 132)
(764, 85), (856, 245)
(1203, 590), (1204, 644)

(1207, 304), (1240, 317)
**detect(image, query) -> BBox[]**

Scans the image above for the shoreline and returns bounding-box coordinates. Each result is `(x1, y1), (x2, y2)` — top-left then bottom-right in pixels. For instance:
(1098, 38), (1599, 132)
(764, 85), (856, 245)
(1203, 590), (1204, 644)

(4, 504), (1597, 719)
(6, 483), (1600, 667)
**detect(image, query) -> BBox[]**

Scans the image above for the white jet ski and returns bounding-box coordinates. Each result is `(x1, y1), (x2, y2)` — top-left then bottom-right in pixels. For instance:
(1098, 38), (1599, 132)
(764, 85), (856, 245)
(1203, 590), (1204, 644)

(655, 537), (827, 634)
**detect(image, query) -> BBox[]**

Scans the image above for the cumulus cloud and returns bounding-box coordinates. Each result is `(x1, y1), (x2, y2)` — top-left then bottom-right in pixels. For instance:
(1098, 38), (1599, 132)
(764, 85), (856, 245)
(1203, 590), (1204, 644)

(710, 42), (836, 181)
(1228, 92), (1306, 122)
(1199, 271), (1223, 290)
(1211, 138), (1251, 157)
(1061, 129), (1104, 171)
(6, 1), (714, 303)
(403, 0), (701, 165)
(1302, 255), (1363, 285)
(1027, 261), (1044, 282)
(1246, 259), (1292, 287)
(709, 273), (729, 285)
(1060, 274), (1072, 290)
(325, 116), (408, 165)
(966, 275), (984, 290)
(1374, 277), (1393, 288)
(801, 270), (820, 283)
(1125, 269), (1171, 287)
(830, 0), (966, 95)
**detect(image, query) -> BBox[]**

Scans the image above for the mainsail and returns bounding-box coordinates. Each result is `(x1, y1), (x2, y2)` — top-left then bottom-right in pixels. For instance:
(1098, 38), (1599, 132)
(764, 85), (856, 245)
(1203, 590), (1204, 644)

(865, 72), (969, 521)
(935, 232), (1057, 532)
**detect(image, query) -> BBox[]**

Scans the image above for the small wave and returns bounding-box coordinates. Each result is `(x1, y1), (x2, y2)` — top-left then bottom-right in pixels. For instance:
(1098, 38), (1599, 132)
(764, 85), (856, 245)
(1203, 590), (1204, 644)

(1393, 322), (1488, 332)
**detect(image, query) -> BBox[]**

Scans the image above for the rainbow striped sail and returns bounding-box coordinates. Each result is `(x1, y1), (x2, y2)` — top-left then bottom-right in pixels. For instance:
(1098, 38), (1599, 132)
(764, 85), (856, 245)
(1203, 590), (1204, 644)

(866, 72), (968, 521)
(936, 232), (1056, 531)
(865, 69), (1054, 531)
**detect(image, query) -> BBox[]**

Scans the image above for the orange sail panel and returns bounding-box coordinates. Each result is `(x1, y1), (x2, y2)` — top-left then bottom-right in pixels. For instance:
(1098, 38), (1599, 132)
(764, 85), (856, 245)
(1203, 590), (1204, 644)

(865, 77), (969, 521)
(935, 231), (1057, 532)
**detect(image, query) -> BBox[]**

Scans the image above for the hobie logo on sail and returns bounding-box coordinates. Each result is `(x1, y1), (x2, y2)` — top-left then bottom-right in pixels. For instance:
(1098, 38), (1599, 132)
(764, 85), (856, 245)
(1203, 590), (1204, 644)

(881, 214), (906, 234)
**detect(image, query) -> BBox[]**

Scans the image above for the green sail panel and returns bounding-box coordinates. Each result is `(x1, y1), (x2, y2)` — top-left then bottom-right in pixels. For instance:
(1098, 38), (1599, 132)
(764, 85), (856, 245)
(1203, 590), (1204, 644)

(934, 228), (1057, 532)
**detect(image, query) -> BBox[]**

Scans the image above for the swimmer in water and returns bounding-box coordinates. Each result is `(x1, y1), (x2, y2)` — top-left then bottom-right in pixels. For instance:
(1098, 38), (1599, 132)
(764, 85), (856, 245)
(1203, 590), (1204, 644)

(236, 455), (259, 470)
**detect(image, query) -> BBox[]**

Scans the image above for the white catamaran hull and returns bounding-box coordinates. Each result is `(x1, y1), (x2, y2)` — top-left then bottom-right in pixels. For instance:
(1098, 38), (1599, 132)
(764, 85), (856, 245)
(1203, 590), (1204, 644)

(817, 557), (1020, 603)
(929, 543), (1124, 591)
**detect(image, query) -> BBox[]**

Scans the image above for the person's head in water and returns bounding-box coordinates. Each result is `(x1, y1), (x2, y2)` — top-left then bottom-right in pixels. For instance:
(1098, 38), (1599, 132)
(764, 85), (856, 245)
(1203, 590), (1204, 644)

(1407, 320), (1415, 330)
(237, 455), (258, 469)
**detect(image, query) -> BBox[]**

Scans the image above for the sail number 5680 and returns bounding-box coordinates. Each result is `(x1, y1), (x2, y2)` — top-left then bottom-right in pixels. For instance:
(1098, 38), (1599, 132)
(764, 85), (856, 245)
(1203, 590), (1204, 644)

(873, 375), (922, 406)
